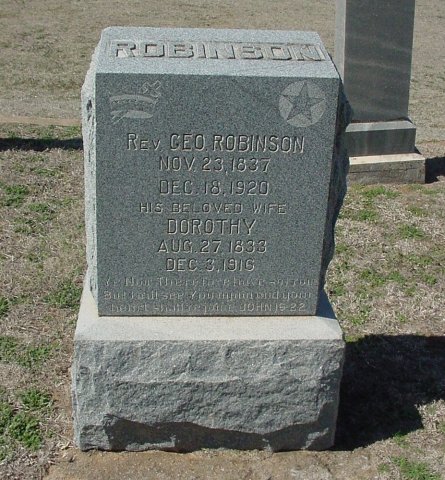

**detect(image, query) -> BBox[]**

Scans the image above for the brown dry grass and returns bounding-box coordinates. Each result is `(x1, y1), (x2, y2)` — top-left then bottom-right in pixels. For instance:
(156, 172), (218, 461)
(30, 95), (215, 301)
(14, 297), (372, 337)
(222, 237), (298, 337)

(1, 0), (445, 147)
(0, 124), (83, 479)
(0, 1), (444, 478)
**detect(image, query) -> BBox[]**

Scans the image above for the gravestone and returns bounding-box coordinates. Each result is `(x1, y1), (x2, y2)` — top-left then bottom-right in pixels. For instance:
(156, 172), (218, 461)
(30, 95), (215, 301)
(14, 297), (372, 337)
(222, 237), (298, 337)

(335, 0), (425, 183)
(72, 27), (349, 451)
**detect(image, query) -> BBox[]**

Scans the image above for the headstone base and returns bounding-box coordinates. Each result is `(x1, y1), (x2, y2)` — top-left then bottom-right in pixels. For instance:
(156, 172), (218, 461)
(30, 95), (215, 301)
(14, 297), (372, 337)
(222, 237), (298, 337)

(346, 120), (416, 157)
(72, 286), (344, 452)
(349, 152), (425, 185)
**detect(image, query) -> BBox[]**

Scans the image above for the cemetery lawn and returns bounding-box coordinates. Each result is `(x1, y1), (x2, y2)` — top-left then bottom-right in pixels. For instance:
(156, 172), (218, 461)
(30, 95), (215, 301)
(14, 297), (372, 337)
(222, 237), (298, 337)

(0, 122), (443, 479)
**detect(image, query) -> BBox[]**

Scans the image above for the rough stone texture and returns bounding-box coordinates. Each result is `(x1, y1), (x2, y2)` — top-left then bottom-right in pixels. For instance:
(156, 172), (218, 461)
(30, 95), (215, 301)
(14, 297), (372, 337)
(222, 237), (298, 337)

(321, 87), (350, 291)
(72, 286), (344, 452)
(81, 46), (98, 301)
(348, 152), (425, 184)
(82, 27), (349, 316)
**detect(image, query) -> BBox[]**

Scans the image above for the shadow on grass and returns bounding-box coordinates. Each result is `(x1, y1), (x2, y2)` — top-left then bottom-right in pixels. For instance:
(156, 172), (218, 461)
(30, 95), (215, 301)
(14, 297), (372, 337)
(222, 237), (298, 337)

(335, 334), (445, 450)
(0, 137), (82, 151)
(426, 156), (445, 183)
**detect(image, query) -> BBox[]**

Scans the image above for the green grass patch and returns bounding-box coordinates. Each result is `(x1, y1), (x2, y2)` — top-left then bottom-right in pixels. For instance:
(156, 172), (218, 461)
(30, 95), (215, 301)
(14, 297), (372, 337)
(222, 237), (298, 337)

(0, 336), (55, 368)
(347, 305), (371, 326)
(0, 336), (19, 363)
(349, 313), (369, 326)
(28, 202), (56, 221)
(58, 196), (76, 207)
(33, 167), (59, 177)
(26, 250), (47, 265)
(12, 163), (26, 174)
(45, 280), (82, 309)
(21, 344), (54, 368)
(37, 126), (57, 141)
(421, 274), (437, 286)
(360, 185), (399, 200)
(14, 202), (56, 234)
(387, 271), (407, 285)
(28, 154), (45, 163)
(63, 125), (82, 137)
(356, 208), (378, 222)
(422, 188), (442, 196)
(399, 225), (425, 240)
(329, 281), (346, 297)
(404, 285), (417, 297)
(0, 402), (15, 461)
(0, 402), (14, 435)
(28, 202), (52, 214)
(393, 431), (409, 447)
(1, 184), (30, 207)
(406, 254), (433, 267)
(0, 437), (13, 462)
(0, 296), (9, 317)
(340, 207), (378, 222)
(340, 185), (402, 223)
(0, 388), (54, 459)
(6, 130), (19, 140)
(340, 185), (399, 223)
(32, 124), (81, 141)
(344, 334), (364, 343)
(392, 456), (440, 480)
(407, 206), (427, 217)
(20, 389), (52, 412)
(8, 412), (42, 450)
(334, 242), (351, 255)
(360, 268), (386, 287)
(14, 217), (39, 235)
(0, 399), (44, 457)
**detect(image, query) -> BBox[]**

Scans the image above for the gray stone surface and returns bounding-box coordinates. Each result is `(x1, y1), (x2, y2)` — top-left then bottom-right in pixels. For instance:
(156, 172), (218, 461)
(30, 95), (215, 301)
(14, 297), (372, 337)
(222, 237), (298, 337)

(82, 27), (349, 316)
(348, 152), (425, 184)
(335, 0), (419, 159)
(335, 0), (415, 123)
(72, 285), (344, 451)
(346, 120), (417, 157)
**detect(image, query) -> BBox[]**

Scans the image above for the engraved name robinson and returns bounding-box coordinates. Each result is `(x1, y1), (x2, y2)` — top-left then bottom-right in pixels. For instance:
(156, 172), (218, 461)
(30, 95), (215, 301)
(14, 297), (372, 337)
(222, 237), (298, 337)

(111, 40), (326, 61)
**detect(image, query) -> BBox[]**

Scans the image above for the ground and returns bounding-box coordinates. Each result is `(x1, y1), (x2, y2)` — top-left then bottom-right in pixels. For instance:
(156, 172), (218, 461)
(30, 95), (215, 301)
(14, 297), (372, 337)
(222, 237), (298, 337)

(0, 1), (444, 479)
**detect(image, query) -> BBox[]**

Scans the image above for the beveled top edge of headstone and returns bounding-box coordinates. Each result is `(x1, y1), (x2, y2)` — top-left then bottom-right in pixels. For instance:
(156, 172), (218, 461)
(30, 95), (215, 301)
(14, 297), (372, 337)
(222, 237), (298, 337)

(94, 26), (338, 78)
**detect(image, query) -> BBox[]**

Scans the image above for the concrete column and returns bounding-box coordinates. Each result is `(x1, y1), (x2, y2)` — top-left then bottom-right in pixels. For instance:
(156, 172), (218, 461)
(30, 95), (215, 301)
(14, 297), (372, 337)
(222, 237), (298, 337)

(336, 0), (415, 123)
(335, 0), (424, 183)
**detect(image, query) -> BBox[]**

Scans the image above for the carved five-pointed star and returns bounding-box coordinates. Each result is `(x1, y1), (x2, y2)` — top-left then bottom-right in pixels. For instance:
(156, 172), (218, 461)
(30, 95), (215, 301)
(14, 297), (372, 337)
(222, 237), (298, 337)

(283, 83), (325, 123)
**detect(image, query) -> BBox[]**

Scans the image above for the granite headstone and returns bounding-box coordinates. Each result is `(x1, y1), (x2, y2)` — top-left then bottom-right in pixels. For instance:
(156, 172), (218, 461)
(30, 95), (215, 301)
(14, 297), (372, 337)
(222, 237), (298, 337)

(83, 27), (346, 316)
(73, 27), (349, 452)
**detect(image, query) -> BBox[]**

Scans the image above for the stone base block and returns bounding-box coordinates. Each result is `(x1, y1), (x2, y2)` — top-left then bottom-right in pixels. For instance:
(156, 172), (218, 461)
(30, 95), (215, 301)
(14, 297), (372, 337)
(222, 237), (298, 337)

(349, 152), (425, 184)
(72, 287), (344, 452)
(346, 120), (416, 156)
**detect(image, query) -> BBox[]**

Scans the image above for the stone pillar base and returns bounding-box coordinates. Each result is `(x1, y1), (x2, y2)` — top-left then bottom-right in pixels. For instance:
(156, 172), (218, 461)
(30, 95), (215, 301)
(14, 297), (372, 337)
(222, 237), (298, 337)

(346, 120), (416, 157)
(72, 287), (344, 452)
(349, 152), (425, 184)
